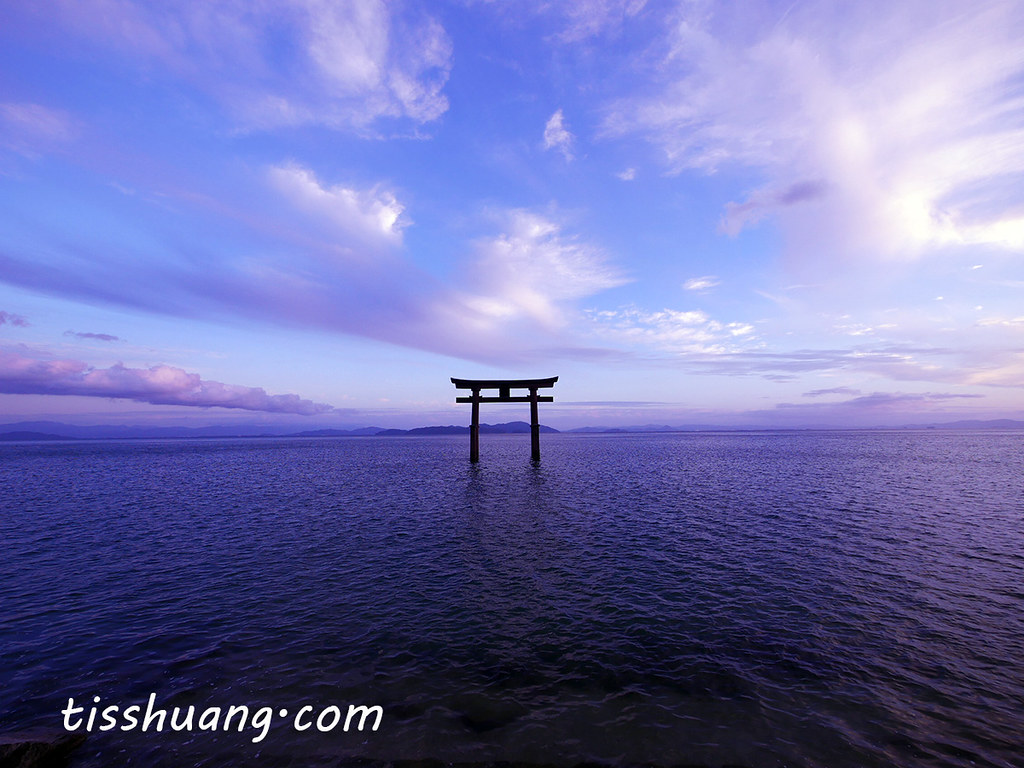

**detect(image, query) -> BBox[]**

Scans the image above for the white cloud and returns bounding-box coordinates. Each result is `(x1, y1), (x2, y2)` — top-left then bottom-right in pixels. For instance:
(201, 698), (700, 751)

(267, 164), (406, 252)
(605, 0), (1024, 261)
(463, 210), (627, 328)
(300, 0), (452, 126)
(616, 167), (636, 181)
(543, 109), (575, 161)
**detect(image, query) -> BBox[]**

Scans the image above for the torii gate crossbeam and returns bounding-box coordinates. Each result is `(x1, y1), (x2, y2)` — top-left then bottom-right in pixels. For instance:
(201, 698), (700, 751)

(451, 376), (558, 462)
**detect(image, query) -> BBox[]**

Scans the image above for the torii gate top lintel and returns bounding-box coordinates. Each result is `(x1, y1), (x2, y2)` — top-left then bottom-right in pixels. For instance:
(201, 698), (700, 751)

(451, 376), (557, 390)
(451, 376), (558, 462)
(451, 376), (557, 404)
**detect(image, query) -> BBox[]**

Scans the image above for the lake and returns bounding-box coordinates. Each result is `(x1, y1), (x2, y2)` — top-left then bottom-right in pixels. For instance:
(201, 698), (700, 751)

(1, 432), (1022, 767)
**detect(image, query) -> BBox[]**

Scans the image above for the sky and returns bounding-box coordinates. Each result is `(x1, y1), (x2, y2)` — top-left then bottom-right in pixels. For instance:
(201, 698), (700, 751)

(1, 0), (1023, 430)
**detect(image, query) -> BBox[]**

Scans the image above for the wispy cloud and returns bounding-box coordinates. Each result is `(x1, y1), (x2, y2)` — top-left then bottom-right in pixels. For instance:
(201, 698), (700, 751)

(482, 0), (647, 43)
(554, 0), (648, 42)
(779, 390), (984, 414)
(683, 275), (720, 292)
(734, 389), (995, 427)
(543, 109), (575, 161)
(557, 400), (666, 407)
(977, 315), (1024, 328)
(684, 346), (945, 379)
(651, 341), (1024, 393)
(605, 0), (1024, 260)
(804, 386), (862, 398)
(0, 102), (75, 156)
(961, 351), (1024, 388)
(0, 348), (332, 414)
(22, 0), (452, 131)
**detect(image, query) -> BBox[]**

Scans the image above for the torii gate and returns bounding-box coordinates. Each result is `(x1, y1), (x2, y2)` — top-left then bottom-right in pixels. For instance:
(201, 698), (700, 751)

(451, 376), (558, 462)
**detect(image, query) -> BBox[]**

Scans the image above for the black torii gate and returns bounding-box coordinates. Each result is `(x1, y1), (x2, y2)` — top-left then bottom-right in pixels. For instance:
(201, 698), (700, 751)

(451, 376), (558, 462)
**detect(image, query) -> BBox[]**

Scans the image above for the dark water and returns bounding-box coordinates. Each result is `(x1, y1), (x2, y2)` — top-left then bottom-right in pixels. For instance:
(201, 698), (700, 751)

(1, 432), (1022, 767)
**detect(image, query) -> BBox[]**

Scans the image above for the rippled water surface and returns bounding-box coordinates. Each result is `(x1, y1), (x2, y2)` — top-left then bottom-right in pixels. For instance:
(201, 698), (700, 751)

(2, 432), (1022, 767)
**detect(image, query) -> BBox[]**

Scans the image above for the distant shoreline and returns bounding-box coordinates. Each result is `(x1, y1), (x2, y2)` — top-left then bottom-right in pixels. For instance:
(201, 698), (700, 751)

(3, 419), (1024, 442)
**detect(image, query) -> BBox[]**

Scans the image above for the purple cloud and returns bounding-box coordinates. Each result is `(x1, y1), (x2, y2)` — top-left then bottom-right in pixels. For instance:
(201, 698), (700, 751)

(0, 349), (333, 415)
(0, 310), (29, 327)
(721, 180), (830, 236)
(64, 331), (121, 342)
(804, 386), (863, 397)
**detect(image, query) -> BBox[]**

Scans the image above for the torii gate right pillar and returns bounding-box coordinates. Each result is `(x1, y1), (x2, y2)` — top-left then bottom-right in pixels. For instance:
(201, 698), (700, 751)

(530, 387), (540, 461)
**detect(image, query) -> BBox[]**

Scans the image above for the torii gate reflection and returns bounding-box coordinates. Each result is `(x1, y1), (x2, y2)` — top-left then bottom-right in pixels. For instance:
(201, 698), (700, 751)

(451, 376), (558, 462)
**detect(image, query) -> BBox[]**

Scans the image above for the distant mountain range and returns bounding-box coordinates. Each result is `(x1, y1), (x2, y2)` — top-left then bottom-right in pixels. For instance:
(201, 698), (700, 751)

(0, 420), (560, 441)
(568, 419), (1024, 433)
(292, 421), (558, 438)
(926, 419), (1024, 430)
(1, 418), (1023, 442)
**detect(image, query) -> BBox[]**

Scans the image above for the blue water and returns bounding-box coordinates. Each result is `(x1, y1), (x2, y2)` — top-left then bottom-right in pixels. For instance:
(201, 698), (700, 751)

(1, 432), (1022, 767)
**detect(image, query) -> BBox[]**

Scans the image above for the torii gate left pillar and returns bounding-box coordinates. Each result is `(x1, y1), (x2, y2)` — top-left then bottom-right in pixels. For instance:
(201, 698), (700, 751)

(451, 377), (558, 462)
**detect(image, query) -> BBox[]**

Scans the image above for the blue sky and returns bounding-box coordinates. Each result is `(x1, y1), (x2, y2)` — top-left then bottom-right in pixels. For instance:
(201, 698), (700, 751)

(2, 0), (1023, 429)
